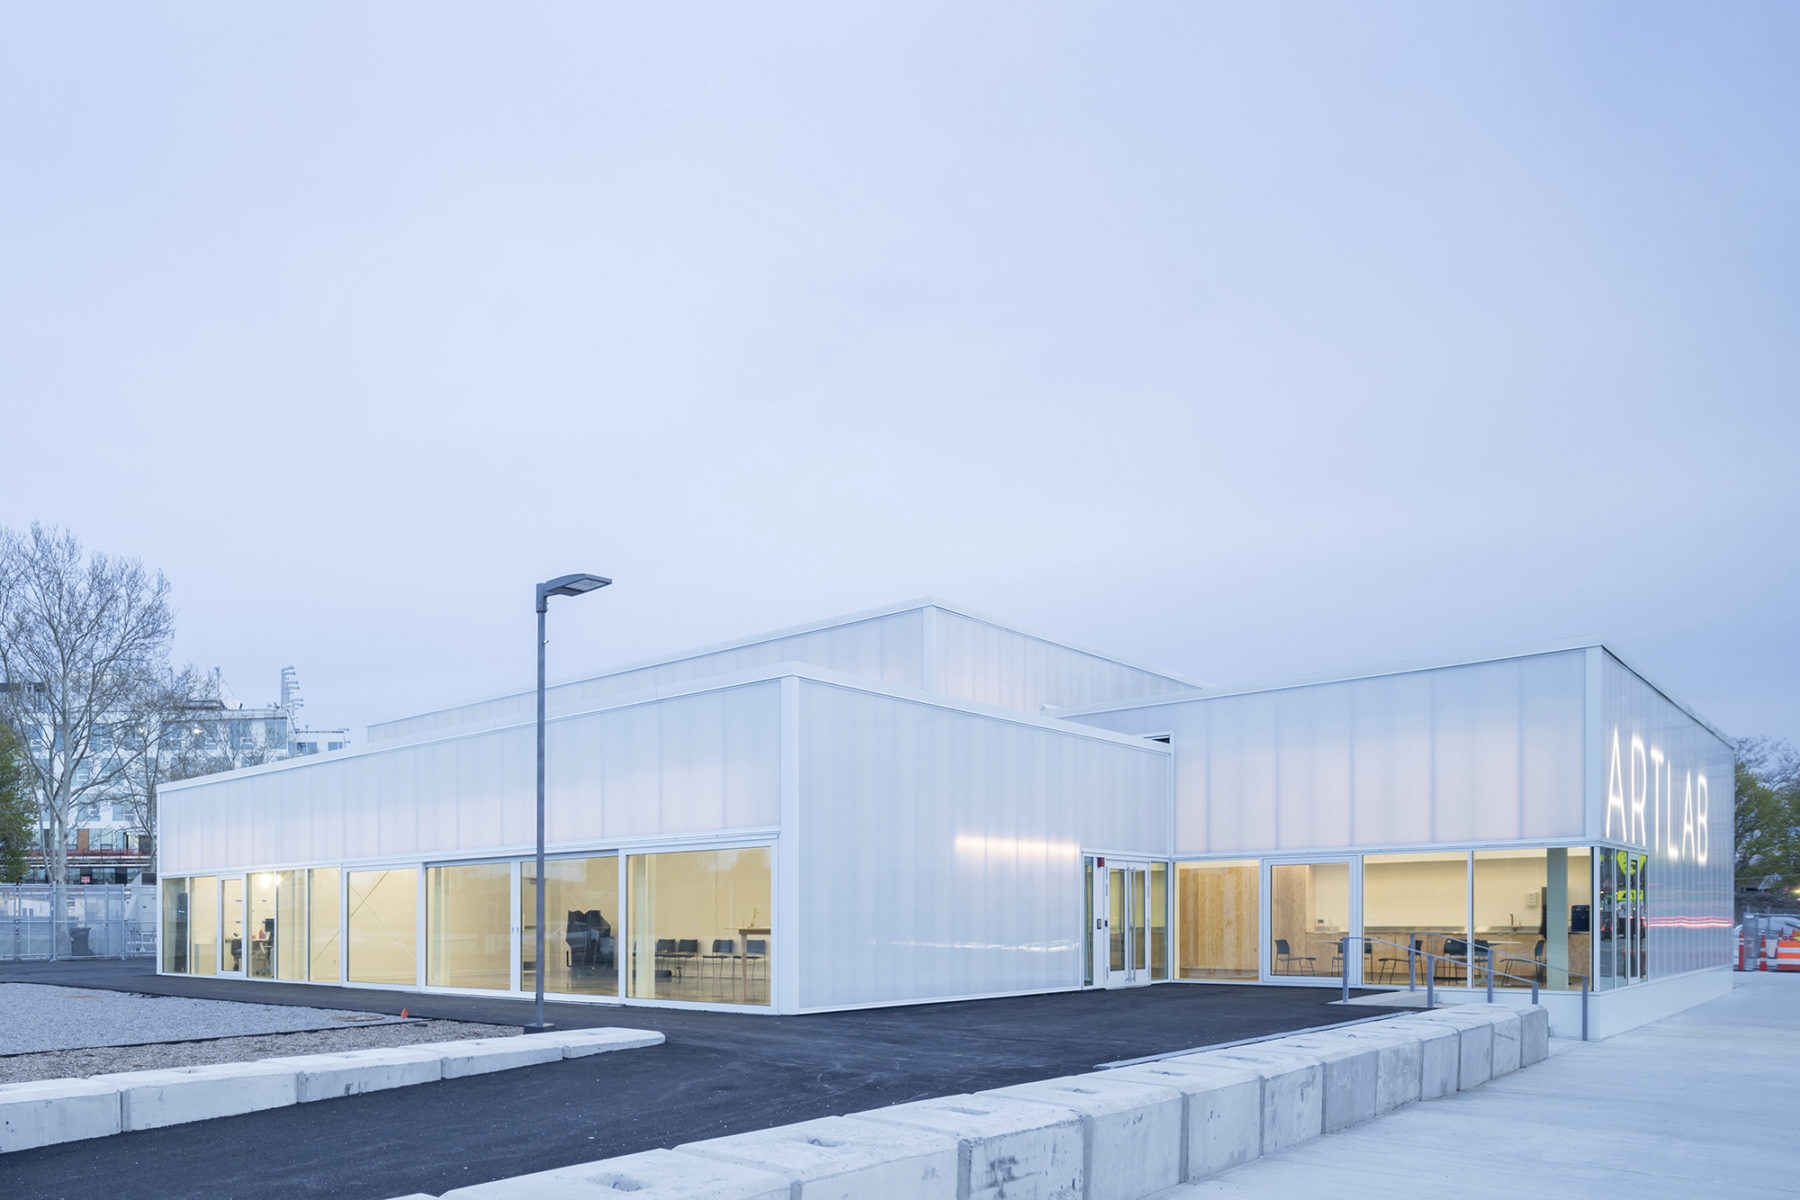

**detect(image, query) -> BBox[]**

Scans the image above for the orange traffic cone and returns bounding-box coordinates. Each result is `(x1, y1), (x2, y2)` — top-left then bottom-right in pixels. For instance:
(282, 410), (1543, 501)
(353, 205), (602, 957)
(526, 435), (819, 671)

(400, 1007), (408, 1018)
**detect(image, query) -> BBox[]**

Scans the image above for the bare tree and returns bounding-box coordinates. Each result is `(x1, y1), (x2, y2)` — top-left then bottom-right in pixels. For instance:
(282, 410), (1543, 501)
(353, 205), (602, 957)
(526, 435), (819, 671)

(0, 524), (175, 900)
(111, 664), (219, 878)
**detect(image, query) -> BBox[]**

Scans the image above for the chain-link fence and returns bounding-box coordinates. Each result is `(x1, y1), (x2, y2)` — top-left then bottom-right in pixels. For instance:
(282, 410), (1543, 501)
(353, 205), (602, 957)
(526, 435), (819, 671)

(0, 883), (157, 960)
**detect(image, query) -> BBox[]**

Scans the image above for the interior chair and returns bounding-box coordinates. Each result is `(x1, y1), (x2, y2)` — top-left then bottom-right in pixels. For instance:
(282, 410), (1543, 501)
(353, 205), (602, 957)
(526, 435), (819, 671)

(1274, 938), (1315, 975)
(672, 938), (700, 981)
(654, 937), (677, 979)
(703, 938), (737, 988)
(564, 909), (589, 968)
(744, 937), (768, 987)
(1441, 937), (1476, 984)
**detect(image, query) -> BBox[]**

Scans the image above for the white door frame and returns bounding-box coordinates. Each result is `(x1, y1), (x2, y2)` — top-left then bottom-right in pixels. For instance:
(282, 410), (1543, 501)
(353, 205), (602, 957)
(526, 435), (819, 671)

(1089, 857), (1164, 988)
(218, 873), (247, 978)
(1260, 855), (1361, 987)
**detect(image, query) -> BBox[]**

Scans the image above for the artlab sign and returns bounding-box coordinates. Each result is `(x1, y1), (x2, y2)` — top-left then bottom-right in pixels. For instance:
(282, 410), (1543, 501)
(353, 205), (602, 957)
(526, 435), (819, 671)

(1604, 727), (1709, 864)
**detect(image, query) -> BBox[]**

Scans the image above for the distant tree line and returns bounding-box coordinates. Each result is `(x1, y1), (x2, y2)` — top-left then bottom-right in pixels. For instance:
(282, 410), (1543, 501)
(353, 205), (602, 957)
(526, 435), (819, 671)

(1737, 737), (1800, 911)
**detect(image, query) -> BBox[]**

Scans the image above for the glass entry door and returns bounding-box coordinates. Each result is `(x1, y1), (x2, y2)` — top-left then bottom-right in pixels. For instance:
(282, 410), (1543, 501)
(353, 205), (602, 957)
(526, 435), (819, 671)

(1264, 859), (1357, 985)
(219, 875), (246, 976)
(1087, 858), (1167, 988)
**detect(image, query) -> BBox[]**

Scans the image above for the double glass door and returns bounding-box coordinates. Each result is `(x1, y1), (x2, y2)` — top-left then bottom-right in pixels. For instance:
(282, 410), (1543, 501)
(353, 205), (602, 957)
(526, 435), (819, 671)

(1087, 858), (1167, 987)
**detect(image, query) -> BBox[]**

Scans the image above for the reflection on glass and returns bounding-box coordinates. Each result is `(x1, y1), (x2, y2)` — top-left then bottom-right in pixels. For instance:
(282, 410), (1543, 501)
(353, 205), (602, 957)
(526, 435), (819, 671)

(1269, 862), (1349, 978)
(1148, 864), (1168, 981)
(522, 856), (618, 997)
(1363, 853), (1468, 985)
(276, 871), (307, 981)
(1473, 849), (1591, 991)
(627, 847), (771, 1006)
(221, 877), (245, 973)
(190, 875), (218, 976)
(347, 868), (418, 985)
(161, 878), (189, 973)
(1597, 851), (1619, 989)
(247, 872), (277, 979)
(1082, 858), (1095, 987)
(428, 862), (512, 990)
(310, 867), (340, 982)
(1108, 868), (1125, 973)
(1176, 860), (1258, 980)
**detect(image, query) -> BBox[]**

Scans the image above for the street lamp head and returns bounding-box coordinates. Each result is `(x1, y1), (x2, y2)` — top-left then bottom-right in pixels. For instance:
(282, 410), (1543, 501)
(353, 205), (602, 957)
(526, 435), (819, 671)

(536, 573), (612, 610)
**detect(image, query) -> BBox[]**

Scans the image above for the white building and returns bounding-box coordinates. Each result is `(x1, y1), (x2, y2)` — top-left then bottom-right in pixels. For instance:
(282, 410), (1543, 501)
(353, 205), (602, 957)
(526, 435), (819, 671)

(155, 600), (1733, 1036)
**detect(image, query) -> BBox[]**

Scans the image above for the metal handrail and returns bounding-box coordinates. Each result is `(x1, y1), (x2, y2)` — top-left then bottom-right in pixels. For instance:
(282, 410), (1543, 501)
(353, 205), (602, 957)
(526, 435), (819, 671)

(1338, 935), (1589, 1041)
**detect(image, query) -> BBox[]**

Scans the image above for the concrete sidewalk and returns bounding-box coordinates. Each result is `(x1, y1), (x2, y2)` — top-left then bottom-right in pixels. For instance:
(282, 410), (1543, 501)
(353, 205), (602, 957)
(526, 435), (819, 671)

(1157, 971), (1800, 1198)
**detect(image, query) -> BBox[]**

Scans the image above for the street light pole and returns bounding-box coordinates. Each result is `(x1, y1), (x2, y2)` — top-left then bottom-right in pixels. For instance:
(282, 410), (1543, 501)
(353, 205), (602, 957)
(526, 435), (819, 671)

(525, 572), (611, 1035)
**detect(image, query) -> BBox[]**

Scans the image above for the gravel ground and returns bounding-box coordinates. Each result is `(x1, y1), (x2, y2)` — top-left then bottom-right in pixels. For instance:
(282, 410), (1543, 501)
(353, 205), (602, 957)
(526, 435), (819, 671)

(0, 982), (413, 1054)
(0, 1017), (516, 1083)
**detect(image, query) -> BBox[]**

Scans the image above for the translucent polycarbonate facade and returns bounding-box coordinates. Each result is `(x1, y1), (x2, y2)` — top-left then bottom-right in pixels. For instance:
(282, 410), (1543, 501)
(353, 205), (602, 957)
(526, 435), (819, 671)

(1072, 650), (1588, 854)
(795, 679), (1171, 1010)
(161, 681), (781, 875)
(366, 602), (1194, 747)
(1595, 652), (1733, 980)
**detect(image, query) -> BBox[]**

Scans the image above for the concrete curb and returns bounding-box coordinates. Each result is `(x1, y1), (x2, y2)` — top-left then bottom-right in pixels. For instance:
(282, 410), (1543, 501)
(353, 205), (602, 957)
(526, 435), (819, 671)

(0, 1027), (664, 1154)
(423, 1004), (1546, 1200)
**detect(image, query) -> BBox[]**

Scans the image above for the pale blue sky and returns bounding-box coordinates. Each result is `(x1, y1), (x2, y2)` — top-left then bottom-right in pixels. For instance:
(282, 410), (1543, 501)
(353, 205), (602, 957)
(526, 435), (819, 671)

(2, 3), (1794, 743)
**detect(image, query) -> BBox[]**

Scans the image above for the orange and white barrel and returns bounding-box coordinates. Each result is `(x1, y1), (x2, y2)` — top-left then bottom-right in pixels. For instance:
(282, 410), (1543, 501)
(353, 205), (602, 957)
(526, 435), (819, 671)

(1776, 940), (1800, 972)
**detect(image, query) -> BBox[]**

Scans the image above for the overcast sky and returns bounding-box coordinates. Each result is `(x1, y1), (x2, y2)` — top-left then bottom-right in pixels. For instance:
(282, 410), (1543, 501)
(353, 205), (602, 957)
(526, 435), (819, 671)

(2, 3), (1794, 746)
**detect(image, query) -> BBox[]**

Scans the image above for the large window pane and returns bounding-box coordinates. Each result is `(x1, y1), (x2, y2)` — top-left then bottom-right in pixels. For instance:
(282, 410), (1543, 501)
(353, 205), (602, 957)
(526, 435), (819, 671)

(1148, 863), (1168, 981)
(1176, 860), (1258, 981)
(1473, 849), (1591, 991)
(522, 856), (619, 997)
(189, 875), (218, 976)
(310, 868), (340, 982)
(428, 862), (512, 990)
(1597, 850), (1620, 989)
(161, 878), (189, 973)
(276, 871), (307, 981)
(1364, 852), (1469, 985)
(247, 872), (277, 979)
(347, 868), (417, 985)
(627, 847), (771, 1006)
(1269, 861), (1350, 978)
(222, 877), (244, 973)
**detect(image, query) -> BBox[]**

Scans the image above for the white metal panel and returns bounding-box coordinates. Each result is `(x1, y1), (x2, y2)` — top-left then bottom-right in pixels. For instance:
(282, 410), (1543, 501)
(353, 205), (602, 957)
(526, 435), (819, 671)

(158, 681), (783, 872)
(368, 609), (926, 745)
(1073, 649), (1588, 855)
(930, 610), (1192, 716)
(1597, 652), (1734, 976)
(794, 679), (1170, 1010)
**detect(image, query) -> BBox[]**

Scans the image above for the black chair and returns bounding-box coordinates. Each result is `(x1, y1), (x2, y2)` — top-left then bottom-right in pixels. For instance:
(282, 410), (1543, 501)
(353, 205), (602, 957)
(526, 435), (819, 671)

(1274, 939), (1315, 975)
(564, 909), (589, 968)
(744, 938), (768, 986)
(702, 938), (736, 987)
(1440, 938), (1470, 984)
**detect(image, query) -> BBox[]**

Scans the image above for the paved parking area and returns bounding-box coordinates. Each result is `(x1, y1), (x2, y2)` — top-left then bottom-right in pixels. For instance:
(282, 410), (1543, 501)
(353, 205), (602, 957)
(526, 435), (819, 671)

(0, 981), (401, 1055)
(2, 960), (1383, 1199)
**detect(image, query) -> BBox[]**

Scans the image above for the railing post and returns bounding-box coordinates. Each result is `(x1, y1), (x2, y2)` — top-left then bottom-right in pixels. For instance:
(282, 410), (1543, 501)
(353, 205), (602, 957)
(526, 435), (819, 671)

(1530, 978), (1538, 1004)
(1408, 945), (1416, 991)
(1426, 968), (1435, 1010)
(1581, 975), (1589, 1042)
(1340, 936), (1350, 1003)
(1486, 951), (1495, 1002)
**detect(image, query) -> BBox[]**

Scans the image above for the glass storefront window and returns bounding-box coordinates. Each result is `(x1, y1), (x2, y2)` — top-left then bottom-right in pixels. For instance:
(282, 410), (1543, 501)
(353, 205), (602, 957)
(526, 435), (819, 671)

(221, 877), (244, 973)
(310, 867), (340, 982)
(1364, 853), (1469, 985)
(275, 871), (307, 981)
(161, 878), (189, 973)
(1473, 849), (1591, 991)
(1148, 863), (1168, 982)
(428, 862), (513, 990)
(1175, 860), (1258, 981)
(189, 875), (218, 976)
(1269, 861), (1350, 979)
(522, 856), (619, 997)
(247, 872), (277, 979)
(347, 868), (418, 985)
(627, 846), (771, 1006)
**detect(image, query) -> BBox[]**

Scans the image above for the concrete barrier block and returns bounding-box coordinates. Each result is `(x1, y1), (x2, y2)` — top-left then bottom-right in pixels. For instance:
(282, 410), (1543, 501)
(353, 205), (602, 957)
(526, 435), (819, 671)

(1487, 1009), (1523, 1076)
(1264, 1034), (1379, 1133)
(433, 1037), (567, 1079)
(989, 1073), (1184, 1199)
(0, 1078), (123, 1153)
(848, 1092), (1084, 1200)
(527, 1027), (665, 1059)
(677, 1113), (959, 1199)
(1320, 1025), (1423, 1114)
(102, 1062), (298, 1131)
(440, 1148), (789, 1199)
(1406, 1010), (1494, 1090)
(1105, 1060), (1261, 1180)
(260, 1047), (445, 1102)
(1518, 1005), (1550, 1065)
(1174, 1046), (1322, 1153)
(1379, 1018), (1460, 1099)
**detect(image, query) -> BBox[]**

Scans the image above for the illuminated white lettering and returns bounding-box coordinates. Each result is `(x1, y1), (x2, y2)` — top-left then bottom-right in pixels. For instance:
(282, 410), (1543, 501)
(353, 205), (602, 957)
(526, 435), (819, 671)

(1650, 747), (1664, 853)
(1630, 736), (1648, 846)
(1680, 771), (1695, 861)
(1606, 729), (1627, 840)
(1696, 775), (1709, 864)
